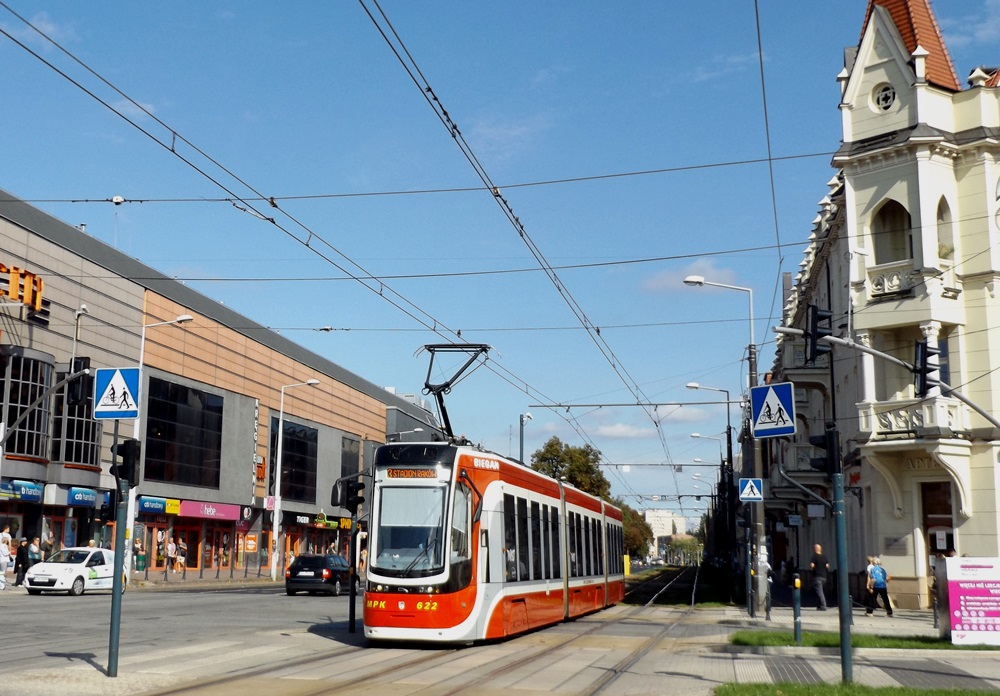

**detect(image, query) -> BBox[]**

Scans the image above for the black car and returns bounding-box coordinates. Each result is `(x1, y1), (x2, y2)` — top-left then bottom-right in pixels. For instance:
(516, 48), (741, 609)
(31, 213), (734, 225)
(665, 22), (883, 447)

(285, 553), (356, 596)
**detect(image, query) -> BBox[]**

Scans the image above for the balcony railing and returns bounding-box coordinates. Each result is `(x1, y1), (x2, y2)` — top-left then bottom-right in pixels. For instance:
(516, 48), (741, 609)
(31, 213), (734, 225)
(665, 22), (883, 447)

(867, 259), (919, 299)
(857, 395), (969, 438)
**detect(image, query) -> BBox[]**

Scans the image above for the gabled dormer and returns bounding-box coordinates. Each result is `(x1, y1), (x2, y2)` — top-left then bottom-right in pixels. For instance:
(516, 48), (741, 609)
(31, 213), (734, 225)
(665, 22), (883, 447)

(838, 0), (960, 145)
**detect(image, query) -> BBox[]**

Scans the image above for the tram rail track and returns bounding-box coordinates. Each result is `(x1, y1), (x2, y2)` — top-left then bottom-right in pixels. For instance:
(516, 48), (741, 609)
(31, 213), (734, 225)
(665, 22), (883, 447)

(146, 566), (704, 695)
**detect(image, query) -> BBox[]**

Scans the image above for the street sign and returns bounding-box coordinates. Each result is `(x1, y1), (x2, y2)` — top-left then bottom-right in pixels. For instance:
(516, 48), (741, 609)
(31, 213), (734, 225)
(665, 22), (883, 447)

(739, 477), (764, 502)
(750, 382), (796, 438)
(93, 368), (140, 420)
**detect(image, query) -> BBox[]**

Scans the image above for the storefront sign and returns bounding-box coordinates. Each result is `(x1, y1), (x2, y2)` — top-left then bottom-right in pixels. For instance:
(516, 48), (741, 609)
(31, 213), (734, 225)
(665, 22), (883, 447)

(245, 534), (258, 553)
(295, 515), (310, 525)
(339, 517), (352, 530)
(0, 480), (43, 502)
(0, 263), (43, 311)
(166, 499), (180, 515)
(178, 500), (241, 520)
(42, 484), (99, 508)
(138, 497), (168, 514)
(68, 487), (98, 507)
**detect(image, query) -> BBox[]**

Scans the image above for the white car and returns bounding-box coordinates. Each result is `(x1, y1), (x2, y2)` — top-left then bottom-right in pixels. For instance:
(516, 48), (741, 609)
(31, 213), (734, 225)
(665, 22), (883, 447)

(24, 547), (124, 596)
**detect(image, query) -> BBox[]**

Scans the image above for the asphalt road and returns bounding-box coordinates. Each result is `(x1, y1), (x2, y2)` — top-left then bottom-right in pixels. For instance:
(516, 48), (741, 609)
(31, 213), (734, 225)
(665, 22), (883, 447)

(0, 583), (361, 691)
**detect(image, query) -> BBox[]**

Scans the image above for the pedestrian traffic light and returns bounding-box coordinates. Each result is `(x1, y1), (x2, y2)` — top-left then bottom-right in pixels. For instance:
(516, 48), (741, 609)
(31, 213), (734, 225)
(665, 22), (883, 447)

(110, 438), (141, 486)
(67, 356), (91, 406)
(809, 422), (840, 478)
(805, 304), (833, 364)
(345, 479), (365, 515)
(914, 339), (941, 398)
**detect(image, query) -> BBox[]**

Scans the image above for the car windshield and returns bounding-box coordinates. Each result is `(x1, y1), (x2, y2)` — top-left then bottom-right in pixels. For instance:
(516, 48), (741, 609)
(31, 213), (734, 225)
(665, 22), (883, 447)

(292, 556), (324, 570)
(372, 484), (447, 578)
(45, 550), (91, 565)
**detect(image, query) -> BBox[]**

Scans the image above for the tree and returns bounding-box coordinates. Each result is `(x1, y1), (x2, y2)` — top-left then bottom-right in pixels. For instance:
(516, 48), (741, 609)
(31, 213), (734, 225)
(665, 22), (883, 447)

(531, 436), (611, 499)
(619, 502), (654, 558)
(530, 436), (651, 557)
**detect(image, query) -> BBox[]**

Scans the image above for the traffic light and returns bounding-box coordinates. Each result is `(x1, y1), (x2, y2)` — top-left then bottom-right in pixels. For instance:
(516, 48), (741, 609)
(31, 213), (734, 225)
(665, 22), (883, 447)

(914, 340), (941, 398)
(345, 479), (365, 515)
(805, 304), (833, 364)
(67, 356), (91, 406)
(110, 438), (141, 486)
(809, 422), (840, 478)
(100, 489), (118, 521)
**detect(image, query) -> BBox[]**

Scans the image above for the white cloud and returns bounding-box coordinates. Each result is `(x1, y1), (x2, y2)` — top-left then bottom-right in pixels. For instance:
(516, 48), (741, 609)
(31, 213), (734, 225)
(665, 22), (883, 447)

(469, 113), (550, 162)
(688, 52), (761, 84)
(112, 99), (156, 121)
(593, 423), (656, 439)
(3, 12), (76, 51)
(641, 258), (738, 293)
(940, 1), (1000, 49)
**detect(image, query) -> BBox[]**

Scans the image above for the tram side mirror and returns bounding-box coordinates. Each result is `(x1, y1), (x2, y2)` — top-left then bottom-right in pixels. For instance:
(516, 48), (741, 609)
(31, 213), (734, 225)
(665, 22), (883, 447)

(480, 530), (488, 548)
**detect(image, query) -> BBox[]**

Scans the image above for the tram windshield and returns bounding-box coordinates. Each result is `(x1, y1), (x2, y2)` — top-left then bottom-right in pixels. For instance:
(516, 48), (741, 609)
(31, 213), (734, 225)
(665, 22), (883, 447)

(372, 484), (448, 577)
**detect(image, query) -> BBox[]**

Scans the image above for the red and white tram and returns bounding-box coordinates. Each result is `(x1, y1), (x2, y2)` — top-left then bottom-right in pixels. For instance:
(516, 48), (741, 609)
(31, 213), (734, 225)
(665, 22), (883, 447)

(363, 441), (625, 643)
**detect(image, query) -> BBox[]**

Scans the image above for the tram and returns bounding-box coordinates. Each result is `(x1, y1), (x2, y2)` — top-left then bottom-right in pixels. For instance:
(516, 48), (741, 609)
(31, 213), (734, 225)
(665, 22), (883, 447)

(363, 441), (625, 643)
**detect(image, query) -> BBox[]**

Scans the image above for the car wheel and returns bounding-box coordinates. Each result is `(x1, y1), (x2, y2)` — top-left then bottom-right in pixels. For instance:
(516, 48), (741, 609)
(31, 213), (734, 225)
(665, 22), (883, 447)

(333, 578), (342, 597)
(26, 589), (41, 596)
(286, 588), (296, 596)
(69, 577), (85, 596)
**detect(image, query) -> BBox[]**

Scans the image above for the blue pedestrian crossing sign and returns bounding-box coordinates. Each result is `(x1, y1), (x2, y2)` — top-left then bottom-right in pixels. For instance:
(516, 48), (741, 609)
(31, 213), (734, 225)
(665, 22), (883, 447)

(93, 368), (140, 420)
(739, 477), (764, 502)
(750, 382), (796, 438)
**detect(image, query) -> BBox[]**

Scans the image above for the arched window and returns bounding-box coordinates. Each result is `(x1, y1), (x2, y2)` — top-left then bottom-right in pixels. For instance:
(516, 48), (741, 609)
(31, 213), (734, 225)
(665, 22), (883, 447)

(936, 198), (955, 262)
(871, 200), (912, 265)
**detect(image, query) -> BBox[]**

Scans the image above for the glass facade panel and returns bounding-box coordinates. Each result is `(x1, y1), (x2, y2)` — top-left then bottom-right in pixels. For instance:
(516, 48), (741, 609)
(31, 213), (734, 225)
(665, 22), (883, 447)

(269, 416), (318, 504)
(2, 348), (53, 461)
(145, 377), (224, 487)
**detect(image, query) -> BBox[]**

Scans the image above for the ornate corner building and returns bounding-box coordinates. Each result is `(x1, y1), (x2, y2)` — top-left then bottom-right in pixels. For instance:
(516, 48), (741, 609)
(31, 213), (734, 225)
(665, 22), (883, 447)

(770, 0), (1000, 609)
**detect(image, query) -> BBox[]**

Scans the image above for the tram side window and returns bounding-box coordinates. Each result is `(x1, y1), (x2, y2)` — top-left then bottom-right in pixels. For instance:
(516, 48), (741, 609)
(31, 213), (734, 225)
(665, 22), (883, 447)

(541, 506), (551, 580)
(516, 497), (529, 582)
(594, 520), (603, 575)
(453, 484), (471, 560)
(575, 514), (584, 577)
(504, 493), (517, 581)
(530, 501), (542, 580)
(568, 512), (577, 577)
(551, 508), (561, 579)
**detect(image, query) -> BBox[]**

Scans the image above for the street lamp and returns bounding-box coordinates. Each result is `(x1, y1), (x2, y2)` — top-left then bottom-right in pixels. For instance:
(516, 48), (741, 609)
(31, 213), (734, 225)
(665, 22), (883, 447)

(684, 274), (760, 615)
(519, 412), (532, 463)
(270, 378), (321, 581)
(388, 427), (424, 442)
(125, 313), (194, 579)
(682, 276), (755, 379)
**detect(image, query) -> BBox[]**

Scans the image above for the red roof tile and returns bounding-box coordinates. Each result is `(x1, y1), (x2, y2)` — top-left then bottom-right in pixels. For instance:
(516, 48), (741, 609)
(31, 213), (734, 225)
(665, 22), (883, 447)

(861, 0), (961, 91)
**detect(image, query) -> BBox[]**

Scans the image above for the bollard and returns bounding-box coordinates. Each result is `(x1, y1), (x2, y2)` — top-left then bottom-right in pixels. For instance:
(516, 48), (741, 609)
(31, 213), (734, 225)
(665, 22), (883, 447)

(793, 573), (802, 645)
(933, 592), (939, 630)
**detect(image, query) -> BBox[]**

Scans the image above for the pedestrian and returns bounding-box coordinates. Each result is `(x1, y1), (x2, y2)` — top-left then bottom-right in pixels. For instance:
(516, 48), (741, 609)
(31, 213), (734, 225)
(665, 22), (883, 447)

(40, 531), (54, 560)
(0, 525), (11, 548)
(87, 539), (96, 548)
(13, 538), (29, 585)
(867, 556), (893, 617)
(27, 537), (41, 566)
(810, 543), (829, 610)
(0, 537), (10, 590)
(862, 555), (877, 613)
(166, 536), (178, 573)
(177, 539), (188, 573)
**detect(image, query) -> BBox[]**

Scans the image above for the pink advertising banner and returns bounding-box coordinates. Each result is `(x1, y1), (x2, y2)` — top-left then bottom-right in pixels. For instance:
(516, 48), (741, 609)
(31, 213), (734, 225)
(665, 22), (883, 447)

(946, 556), (1000, 646)
(178, 500), (241, 521)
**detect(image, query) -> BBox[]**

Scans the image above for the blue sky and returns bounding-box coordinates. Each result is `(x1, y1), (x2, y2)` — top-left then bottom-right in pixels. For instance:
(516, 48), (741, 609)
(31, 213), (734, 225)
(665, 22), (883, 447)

(1, 1), (996, 525)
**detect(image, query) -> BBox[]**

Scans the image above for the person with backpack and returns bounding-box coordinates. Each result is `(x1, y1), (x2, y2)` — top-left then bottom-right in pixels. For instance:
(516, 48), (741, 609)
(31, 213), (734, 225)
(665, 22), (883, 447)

(866, 556), (893, 617)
